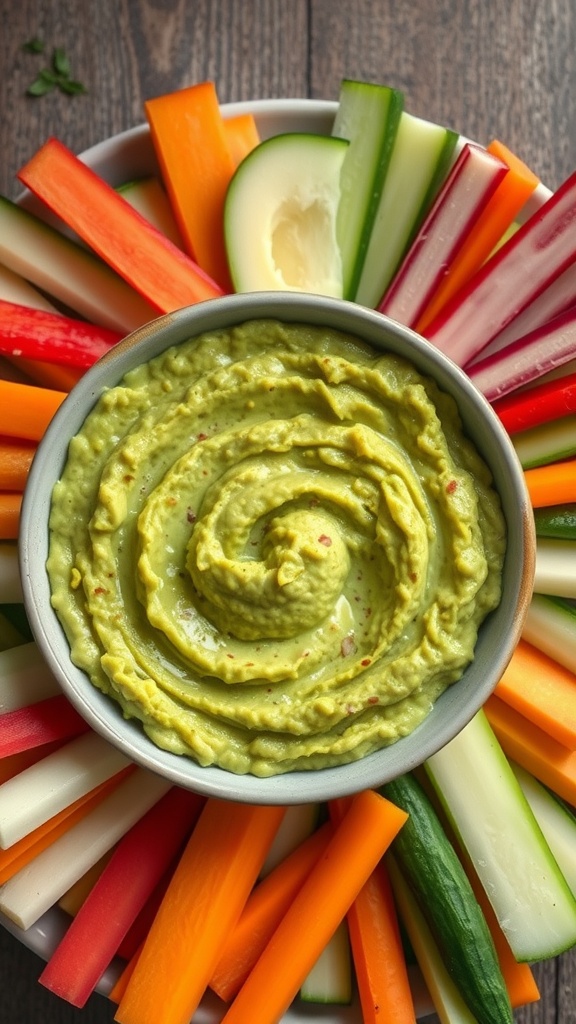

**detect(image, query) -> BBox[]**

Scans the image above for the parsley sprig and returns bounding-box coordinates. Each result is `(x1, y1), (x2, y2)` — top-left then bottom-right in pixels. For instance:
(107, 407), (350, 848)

(23, 39), (87, 97)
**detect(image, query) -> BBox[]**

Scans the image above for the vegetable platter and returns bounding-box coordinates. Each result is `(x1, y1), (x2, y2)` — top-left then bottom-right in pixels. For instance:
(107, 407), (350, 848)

(1, 79), (576, 1024)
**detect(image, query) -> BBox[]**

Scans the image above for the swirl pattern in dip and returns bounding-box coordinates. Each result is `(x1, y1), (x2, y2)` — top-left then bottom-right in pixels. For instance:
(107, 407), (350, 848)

(47, 319), (506, 777)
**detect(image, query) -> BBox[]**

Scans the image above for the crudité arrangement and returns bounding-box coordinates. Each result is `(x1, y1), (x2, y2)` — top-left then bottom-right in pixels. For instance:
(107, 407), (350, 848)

(0, 75), (576, 1024)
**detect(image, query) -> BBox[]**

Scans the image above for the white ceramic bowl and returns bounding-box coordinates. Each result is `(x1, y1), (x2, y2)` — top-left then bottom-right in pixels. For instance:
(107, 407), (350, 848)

(20, 289), (534, 805)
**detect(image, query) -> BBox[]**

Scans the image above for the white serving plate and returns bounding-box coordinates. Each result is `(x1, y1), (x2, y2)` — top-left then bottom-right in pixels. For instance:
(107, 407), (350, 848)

(5, 94), (539, 1020)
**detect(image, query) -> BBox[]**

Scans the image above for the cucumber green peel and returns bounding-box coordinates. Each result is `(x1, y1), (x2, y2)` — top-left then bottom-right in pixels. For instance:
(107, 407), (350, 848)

(332, 78), (404, 300)
(381, 772), (513, 1024)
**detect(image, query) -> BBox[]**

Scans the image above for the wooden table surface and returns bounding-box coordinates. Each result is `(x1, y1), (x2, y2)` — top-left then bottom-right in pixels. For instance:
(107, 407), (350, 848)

(0, 0), (575, 1021)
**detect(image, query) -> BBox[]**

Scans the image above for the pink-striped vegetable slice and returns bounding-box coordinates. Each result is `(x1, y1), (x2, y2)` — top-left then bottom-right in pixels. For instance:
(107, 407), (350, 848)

(423, 168), (576, 366)
(0, 694), (90, 758)
(378, 143), (508, 328)
(467, 306), (576, 402)
(39, 787), (205, 1008)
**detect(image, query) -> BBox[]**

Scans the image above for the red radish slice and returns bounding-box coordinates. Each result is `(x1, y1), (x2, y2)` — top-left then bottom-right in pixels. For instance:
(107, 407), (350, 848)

(378, 143), (507, 328)
(467, 306), (576, 402)
(424, 169), (576, 366)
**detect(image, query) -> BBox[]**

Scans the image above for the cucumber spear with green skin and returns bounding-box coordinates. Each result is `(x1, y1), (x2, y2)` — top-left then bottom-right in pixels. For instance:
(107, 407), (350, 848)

(381, 773), (514, 1024)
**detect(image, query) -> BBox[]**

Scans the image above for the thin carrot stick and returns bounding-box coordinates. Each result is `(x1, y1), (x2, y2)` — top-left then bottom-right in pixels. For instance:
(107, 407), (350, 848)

(8, 356), (83, 393)
(485, 694), (576, 806)
(0, 379), (66, 442)
(219, 790), (408, 1024)
(145, 81), (235, 290)
(0, 693), (90, 758)
(329, 797), (416, 1024)
(39, 787), (205, 1008)
(224, 113), (261, 167)
(0, 493), (21, 539)
(416, 140), (540, 333)
(209, 820), (333, 1002)
(524, 458), (576, 507)
(0, 437), (36, 491)
(495, 639), (576, 750)
(0, 766), (133, 885)
(115, 799), (286, 1024)
(108, 942), (141, 1004)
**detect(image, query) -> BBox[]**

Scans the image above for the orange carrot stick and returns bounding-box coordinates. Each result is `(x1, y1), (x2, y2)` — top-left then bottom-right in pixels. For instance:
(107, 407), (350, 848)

(0, 766), (133, 885)
(485, 693), (576, 806)
(0, 379), (66, 442)
(329, 797), (416, 1024)
(0, 437), (36, 491)
(416, 140), (540, 334)
(209, 820), (333, 1002)
(524, 458), (576, 507)
(114, 799), (286, 1024)
(224, 113), (261, 167)
(495, 639), (576, 750)
(145, 81), (235, 291)
(0, 492), (22, 539)
(219, 790), (408, 1024)
(9, 356), (83, 393)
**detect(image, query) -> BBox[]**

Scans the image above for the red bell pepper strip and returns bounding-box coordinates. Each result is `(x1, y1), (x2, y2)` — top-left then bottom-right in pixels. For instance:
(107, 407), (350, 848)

(39, 787), (205, 1008)
(0, 694), (90, 758)
(423, 168), (576, 366)
(17, 138), (225, 315)
(0, 299), (122, 368)
(492, 370), (576, 434)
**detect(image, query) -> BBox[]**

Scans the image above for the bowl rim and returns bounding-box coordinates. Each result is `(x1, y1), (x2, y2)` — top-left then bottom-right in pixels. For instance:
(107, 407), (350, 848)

(20, 291), (535, 804)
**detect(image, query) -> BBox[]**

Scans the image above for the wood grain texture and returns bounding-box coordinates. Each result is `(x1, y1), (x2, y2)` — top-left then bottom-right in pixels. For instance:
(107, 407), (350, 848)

(0, 0), (575, 1021)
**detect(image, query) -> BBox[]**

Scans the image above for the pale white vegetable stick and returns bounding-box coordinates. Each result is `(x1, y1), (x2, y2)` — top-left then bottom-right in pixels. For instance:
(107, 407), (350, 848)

(0, 766), (170, 929)
(0, 262), (59, 311)
(0, 730), (132, 849)
(0, 641), (61, 713)
(0, 543), (22, 604)
(534, 539), (576, 598)
(522, 594), (576, 676)
(260, 802), (319, 877)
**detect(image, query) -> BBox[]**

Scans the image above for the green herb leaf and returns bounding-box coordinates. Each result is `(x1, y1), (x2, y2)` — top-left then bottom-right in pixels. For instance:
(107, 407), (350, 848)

(52, 47), (71, 77)
(58, 77), (88, 96)
(26, 73), (55, 96)
(22, 37), (45, 54)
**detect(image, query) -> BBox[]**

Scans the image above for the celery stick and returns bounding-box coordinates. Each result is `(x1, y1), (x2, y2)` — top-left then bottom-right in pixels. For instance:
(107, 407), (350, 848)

(511, 761), (576, 898)
(354, 113), (458, 308)
(0, 767), (170, 929)
(522, 593), (576, 674)
(0, 641), (60, 713)
(425, 709), (576, 961)
(512, 415), (576, 468)
(260, 802), (319, 877)
(535, 538), (576, 598)
(0, 262), (59, 311)
(0, 730), (131, 848)
(0, 543), (22, 604)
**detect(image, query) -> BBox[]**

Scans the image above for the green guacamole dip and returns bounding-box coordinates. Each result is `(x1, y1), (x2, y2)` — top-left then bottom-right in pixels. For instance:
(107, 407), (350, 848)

(47, 319), (505, 776)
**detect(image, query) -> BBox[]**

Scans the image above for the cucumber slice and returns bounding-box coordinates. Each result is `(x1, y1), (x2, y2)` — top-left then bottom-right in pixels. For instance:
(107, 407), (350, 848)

(534, 504), (576, 540)
(224, 132), (348, 297)
(117, 176), (185, 248)
(300, 919), (352, 1004)
(512, 414), (576, 468)
(535, 538), (576, 598)
(511, 761), (576, 898)
(387, 853), (480, 1024)
(425, 709), (576, 961)
(354, 113), (458, 307)
(0, 195), (155, 332)
(332, 78), (403, 300)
